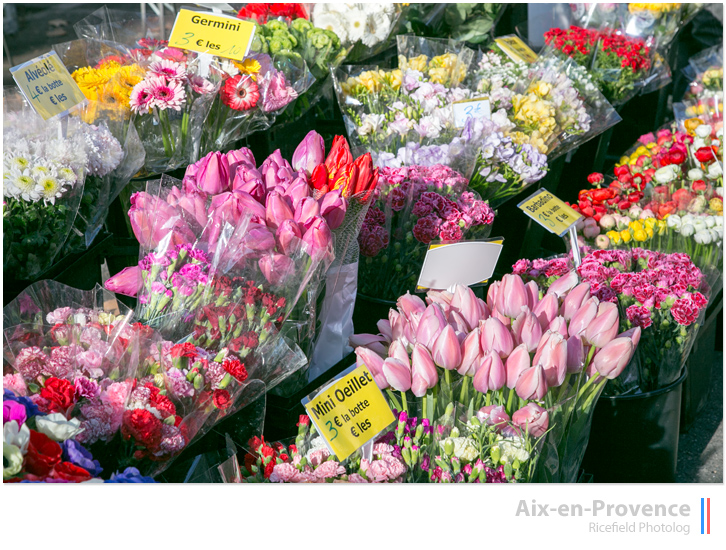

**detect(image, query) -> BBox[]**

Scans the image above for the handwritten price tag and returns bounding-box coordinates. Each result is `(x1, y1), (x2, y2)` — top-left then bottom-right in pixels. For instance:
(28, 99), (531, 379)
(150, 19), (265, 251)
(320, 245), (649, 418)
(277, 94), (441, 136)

(452, 96), (491, 129)
(495, 35), (538, 64)
(416, 239), (504, 291)
(169, 8), (256, 61)
(10, 52), (86, 121)
(518, 188), (582, 237)
(302, 365), (395, 461)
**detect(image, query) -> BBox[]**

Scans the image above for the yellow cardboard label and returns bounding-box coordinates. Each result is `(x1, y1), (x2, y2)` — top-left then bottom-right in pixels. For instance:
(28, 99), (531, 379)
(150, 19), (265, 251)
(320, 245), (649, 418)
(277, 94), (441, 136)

(518, 189), (582, 237)
(10, 52), (86, 121)
(495, 35), (538, 64)
(303, 365), (395, 461)
(168, 9), (256, 61)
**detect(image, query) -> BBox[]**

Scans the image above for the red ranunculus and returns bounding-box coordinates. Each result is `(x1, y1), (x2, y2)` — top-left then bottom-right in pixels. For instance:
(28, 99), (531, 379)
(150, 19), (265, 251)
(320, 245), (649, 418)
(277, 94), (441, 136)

(121, 409), (163, 451)
(692, 179), (707, 192)
(52, 461), (92, 483)
(24, 430), (62, 477)
(213, 389), (232, 410)
(40, 377), (76, 414)
(587, 172), (604, 186)
(668, 149), (686, 165)
(695, 146), (716, 163)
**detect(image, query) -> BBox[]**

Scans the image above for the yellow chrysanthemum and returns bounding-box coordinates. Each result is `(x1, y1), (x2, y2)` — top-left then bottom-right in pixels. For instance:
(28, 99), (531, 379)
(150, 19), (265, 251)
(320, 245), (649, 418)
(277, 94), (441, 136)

(233, 58), (262, 78)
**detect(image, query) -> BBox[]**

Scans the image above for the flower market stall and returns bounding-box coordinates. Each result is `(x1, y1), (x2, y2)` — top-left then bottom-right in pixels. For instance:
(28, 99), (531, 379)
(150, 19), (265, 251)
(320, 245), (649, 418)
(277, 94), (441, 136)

(2, 2), (723, 487)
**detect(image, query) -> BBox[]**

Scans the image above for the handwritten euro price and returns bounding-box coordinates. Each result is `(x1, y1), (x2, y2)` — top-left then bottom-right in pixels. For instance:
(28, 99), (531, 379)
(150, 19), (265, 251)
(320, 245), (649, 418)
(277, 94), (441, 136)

(453, 98), (491, 128)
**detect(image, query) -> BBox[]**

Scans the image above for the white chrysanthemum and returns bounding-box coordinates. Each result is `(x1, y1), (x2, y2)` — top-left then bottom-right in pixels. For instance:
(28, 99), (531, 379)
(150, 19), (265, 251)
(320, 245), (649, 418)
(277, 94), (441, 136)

(315, 11), (349, 43)
(57, 167), (77, 183)
(37, 174), (66, 204)
(78, 123), (124, 177)
(345, 8), (367, 42)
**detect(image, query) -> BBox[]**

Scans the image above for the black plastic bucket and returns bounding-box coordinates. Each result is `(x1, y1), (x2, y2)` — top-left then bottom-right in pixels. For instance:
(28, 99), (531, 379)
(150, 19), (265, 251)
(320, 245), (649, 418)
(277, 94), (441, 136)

(581, 370), (687, 483)
(352, 293), (396, 336)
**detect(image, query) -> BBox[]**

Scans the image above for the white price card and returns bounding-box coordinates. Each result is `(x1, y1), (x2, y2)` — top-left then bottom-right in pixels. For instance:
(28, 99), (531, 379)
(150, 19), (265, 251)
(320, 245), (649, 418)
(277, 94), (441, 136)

(453, 97), (491, 128)
(416, 239), (504, 291)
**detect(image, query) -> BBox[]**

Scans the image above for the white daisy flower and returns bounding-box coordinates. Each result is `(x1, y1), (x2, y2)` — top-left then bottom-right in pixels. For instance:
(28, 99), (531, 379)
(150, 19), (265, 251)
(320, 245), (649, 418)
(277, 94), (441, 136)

(345, 8), (367, 42)
(314, 11), (349, 43)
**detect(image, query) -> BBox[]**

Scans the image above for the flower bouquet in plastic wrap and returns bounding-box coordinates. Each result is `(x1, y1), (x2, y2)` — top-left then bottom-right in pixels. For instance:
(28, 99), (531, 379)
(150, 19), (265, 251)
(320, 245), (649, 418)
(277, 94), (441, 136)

(349, 274), (641, 482)
(310, 3), (403, 63)
(682, 45), (723, 103)
(236, 3), (310, 23)
(465, 47), (620, 206)
(241, 15), (348, 122)
(404, 3), (506, 45)
(514, 249), (710, 395)
(334, 36), (484, 176)
(2, 100), (87, 282)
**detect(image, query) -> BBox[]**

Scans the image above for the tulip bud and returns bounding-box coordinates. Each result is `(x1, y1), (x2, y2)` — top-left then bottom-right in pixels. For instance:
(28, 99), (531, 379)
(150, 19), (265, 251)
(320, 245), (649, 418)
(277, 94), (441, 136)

(265, 192), (295, 230)
(569, 297), (600, 337)
(512, 308), (542, 352)
(524, 280), (540, 310)
(382, 358), (412, 392)
(275, 219), (303, 255)
(505, 344), (531, 389)
(512, 403), (549, 438)
(592, 327), (640, 379)
(476, 405), (511, 431)
(294, 196), (322, 231)
(533, 293), (558, 331)
(397, 292), (427, 323)
(486, 281), (500, 311)
(388, 339), (410, 367)
(283, 177), (311, 210)
(258, 253), (295, 286)
(566, 335), (585, 374)
(547, 270), (579, 298)
(319, 189), (347, 230)
(196, 151), (231, 194)
(451, 285), (482, 331)
(416, 303), (447, 350)
(411, 343), (438, 397)
(549, 316), (568, 338)
(585, 301), (620, 348)
(515, 365), (548, 401)
(561, 282), (591, 321)
(533, 331), (568, 387)
(432, 325), (462, 370)
(458, 328), (482, 376)
(495, 274), (529, 320)
(301, 216), (333, 263)
(480, 316), (514, 358)
(292, 130), (325, 176)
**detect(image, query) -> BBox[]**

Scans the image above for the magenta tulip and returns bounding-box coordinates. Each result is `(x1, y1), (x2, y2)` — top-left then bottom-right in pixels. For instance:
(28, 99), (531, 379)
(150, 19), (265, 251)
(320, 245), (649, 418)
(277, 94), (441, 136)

(301, 216), (333, 262)
(232, 171), (266, 202)
(196, 151), (230, 194)
(480, 316), (514, 358)
(569, 297), (600, 337)
(584, 301), (620, 348)
(261, 149), (295, 189)
(524, 280), (540, 310)
(505, 343), (531, 389)
(105, 265), (141, 297)
(549, 315), (568, 338)
(233, 190), (268, 222)
(382, 358), (412, 392)
(319, 189), (347, 230)
(496, 274), (529, 319)
(226, 147), (256, 170)
(512, 403), (549, 438)
(512, 309), (542, 352)
(292, 130), (325, 176)
(294, 196), (321, 230)
(275, 219), (303, 255)
(533, 331), (567, 387)
(566, 335), (585, 374)
(411, 343), (438, 397)
(432, 325), (461, 370)
(533, 293), (558, 330)
(515, 365), (548, 400)
(476, 405), (511, 431)
(546, 270), (579, 298)
(243, 224), (276, 253)
(388, 339), (410, 367)
(415, 303), (447, 349)
(265, 192), (295, 230)
(561, 282), (591, 321)
(177, 192), (208, 229)
(129, 192), (191, 249)
(458, 328), (482, 376)
(283, 177), (311, 210)
(397, 292), (427, 323)
(259, 253), (295, 286)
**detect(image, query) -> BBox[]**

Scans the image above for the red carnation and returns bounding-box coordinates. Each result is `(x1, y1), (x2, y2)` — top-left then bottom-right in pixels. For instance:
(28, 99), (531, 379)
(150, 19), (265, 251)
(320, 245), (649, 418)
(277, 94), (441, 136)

(40, 377), (76, 414)
(170, 342), (198, 358)
(52, 461), (93, 483)
(24, 430), (63, 477)
(297, 415), (310, 427)
(148, 388), (177, 417)
(121, 409), (163, 451)
(222, 358), (248, 383)
(213, 389), (232, 410)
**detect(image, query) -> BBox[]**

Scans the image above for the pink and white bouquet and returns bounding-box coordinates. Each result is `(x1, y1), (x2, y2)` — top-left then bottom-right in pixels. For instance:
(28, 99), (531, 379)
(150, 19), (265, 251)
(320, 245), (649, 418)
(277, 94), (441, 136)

(351, 275), (641, 482)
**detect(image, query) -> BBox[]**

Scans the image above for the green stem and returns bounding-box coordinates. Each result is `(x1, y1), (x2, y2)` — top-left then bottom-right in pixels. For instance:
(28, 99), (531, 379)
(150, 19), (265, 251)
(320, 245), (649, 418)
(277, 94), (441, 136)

(506, 386), (515, 416)
(401, 391), (408, 414)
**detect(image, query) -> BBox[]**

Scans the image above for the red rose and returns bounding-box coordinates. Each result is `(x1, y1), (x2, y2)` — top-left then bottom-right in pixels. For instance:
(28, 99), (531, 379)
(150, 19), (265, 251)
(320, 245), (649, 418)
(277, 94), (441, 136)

(121, 409), (163, 451)
(24, 430), (62, 477)
(694, 146), (715, 163)
(40, 377), (76, 414)
(52, 461), (92, 483)
(222, 358), (248, 383)
(213, 389), (232, 410)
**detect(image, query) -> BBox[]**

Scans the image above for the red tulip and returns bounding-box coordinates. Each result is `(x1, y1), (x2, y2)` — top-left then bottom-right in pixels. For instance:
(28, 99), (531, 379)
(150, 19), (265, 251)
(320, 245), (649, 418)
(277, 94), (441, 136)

(325, 135), (353, 172)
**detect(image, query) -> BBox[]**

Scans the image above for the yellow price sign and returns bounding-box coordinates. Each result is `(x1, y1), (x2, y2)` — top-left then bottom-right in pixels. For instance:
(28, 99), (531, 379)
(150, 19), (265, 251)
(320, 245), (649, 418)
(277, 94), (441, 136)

(10, 52), (86, 121)
(168, 9), (256, 61)
(302, 365), (395, 461)
(495, 35), (538, 64)
(518, 188), (582, 237)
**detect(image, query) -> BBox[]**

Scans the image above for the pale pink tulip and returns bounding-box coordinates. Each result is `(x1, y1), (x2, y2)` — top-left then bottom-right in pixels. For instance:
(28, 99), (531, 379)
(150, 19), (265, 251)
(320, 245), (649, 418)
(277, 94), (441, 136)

(569, 297), (600, 337)
(355, 346), (384, 377)
(376, 319), (392, 342)
(584, 301), (620, 348)
(546, 270), (579, 298)
(486, 281), (500, 311)
(480, 316), (514, 358)
(432, 325), (461, 370)
(415, 303), (447, 349)
(451, 285), (482, 331)
(617, 326), (642, 348)
(476, 298), (491, 321)
(411, 344), (438, 397)
(512, 403), (549, 438)
(448, 310), (469, 334)
(533, 293), (558, 330)
(388, 339), (410, 367)
(457, 328), (482, 376)
(473, 351), (505, 393)
(515, 365), (548, 400)
(292, 130), (325, 176)
(549, 316), (569, 338)
(496, 274), (529, 319)
(382, 358), (412, 392)
(397, 292), (426, 323)
(476, 405), (511, 431)
(512, 308), (542, 352)
(561, 282), (591, 321)
(533, 331), (567, 387)
(592, 327), (640, 379)
(349, 333), (388, 356)
(426, 290), (453, 317)
(505, 343), (531, 389)
(524, 280), (540, 310)
(566, 335), (585, 374)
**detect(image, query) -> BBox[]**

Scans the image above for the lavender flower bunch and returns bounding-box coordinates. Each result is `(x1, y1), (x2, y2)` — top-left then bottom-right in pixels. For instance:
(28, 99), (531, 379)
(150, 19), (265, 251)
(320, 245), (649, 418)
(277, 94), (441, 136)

(137, 243), (211, 337)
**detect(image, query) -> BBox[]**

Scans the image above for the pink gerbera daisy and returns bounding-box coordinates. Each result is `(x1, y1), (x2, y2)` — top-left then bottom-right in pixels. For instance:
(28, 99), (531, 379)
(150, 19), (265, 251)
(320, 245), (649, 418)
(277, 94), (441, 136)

(148, 58), (187, 81)
(129, 81), (155, 114)
(148, 77), (186, 111)
(221, 75), (260, 111)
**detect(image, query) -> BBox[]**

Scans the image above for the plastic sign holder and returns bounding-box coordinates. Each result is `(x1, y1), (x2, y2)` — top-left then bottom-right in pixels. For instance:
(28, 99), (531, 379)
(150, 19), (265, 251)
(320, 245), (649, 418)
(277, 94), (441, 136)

(452, 96), (491, 128)
(416, 238), (504, 291)
(168, 8), (256, 62)
(302, 364), (395, 462)
(494, 35), (538, 64)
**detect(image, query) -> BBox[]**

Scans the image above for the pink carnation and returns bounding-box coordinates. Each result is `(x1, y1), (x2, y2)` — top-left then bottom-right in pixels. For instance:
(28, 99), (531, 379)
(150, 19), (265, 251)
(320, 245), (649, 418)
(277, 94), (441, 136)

(3, 373), (28, 396)
(313, 461), (346, 479)
(270, 463), (302, 483)
(14, 346), (47, 380)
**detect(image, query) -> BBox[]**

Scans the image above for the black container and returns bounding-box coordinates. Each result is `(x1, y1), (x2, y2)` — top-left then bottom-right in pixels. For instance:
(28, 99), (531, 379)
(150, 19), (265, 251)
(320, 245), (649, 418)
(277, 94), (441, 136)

(352, 293), (396, 336)
(582, 370), (687, 483)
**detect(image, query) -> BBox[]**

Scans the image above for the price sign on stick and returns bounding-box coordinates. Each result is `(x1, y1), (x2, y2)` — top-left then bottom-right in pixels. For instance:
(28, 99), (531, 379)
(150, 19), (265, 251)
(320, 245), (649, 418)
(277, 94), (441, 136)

(416, 239), (504, 291)
(518, 188), (582, 237)
(168, 8), (256, 61)
(10, 52), (86, 121)
(494, 35), (538, 64)
(452, 96), (491, 128)
(302, 365), (395, 461)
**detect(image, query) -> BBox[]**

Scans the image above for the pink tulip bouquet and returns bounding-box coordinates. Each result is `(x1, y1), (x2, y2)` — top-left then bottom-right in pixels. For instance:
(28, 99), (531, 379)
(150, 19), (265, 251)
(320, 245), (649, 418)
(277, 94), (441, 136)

(358, 165), (495, 301)
(351, 275), (640, 482)
(514, 248), (710, 393)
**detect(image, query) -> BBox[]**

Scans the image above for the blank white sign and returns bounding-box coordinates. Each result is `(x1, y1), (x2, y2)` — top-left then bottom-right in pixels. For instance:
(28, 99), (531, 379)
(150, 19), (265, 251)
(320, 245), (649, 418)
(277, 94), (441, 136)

(417, 240), (504, 290)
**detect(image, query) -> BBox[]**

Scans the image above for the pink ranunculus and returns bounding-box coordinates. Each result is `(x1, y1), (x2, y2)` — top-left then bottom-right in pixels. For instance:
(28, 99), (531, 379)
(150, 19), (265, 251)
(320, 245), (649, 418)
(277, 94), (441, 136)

(3, 373), (28, 396)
